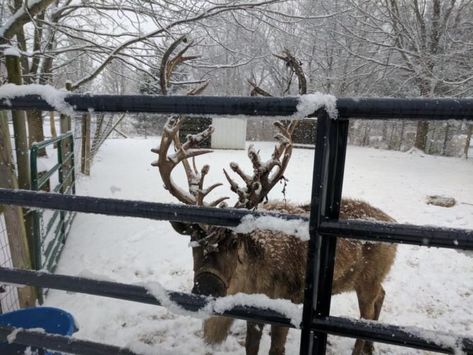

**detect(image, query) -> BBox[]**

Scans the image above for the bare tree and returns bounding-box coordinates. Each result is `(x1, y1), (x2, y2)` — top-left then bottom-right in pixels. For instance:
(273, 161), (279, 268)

(340, 0), (473, 151)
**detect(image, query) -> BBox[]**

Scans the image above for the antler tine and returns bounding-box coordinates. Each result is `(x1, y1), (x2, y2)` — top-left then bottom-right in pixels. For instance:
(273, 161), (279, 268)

(153, 117), (225, 206)
(247, 79), (272, 97)
(223, 119), (296, 209)
(223, 168), (248, 205)
(273, 49), (307, 95)
(229, 162), (252, 185)
(210, 197), (230, 207)
(151, 117), (197, 205)
(187, 81), (209, 96)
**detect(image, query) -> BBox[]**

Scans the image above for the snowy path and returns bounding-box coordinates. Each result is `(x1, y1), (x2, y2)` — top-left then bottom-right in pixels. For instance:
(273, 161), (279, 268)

(45, 138), (473, 354)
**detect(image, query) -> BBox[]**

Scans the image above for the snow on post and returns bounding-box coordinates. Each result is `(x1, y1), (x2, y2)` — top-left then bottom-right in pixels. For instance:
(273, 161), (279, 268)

(3, 46), (21, 57)
(296, 93), (338, 119)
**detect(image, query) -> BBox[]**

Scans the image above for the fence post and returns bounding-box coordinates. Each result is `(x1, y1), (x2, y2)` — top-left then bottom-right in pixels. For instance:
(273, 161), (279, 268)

(81, 112), (91, 175)
(0, 111), (37, 307)
(300, 112), (349, 354)
(60, 82), (72, 134)
(5, 53), (29, 190)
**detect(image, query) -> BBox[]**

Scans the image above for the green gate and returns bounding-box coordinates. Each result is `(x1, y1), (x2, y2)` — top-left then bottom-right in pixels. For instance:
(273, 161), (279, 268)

(30, 133), (76, 275)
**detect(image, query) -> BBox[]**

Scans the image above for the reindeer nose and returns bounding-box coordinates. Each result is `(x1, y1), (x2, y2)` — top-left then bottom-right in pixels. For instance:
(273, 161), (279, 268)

(192, 272), (226, 297)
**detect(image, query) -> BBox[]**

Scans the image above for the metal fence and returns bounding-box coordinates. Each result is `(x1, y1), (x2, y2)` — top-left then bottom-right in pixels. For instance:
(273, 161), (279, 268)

(0, 95), (472, 355)
(0, 209), (20, 313)
(30, 133), (76, 277)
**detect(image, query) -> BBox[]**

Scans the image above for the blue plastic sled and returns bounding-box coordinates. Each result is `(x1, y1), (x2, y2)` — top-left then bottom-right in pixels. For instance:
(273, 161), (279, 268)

(0, 307), (78, 355)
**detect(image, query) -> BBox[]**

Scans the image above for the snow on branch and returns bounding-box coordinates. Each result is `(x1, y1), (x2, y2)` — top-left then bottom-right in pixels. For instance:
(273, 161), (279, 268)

(0, 0), (56, 40)
(0, 84), (74, 116)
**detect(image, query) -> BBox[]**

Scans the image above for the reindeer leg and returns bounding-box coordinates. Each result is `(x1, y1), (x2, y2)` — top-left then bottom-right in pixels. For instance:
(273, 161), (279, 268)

(203, 316), (234, 344)
(246, 321), (264, 355)
(353, 285), (385, 355)
(269, 325), (289, 355)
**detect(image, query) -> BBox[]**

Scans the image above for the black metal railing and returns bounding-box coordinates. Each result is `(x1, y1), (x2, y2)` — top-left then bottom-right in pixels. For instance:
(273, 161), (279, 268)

(0, 93), (472, 355)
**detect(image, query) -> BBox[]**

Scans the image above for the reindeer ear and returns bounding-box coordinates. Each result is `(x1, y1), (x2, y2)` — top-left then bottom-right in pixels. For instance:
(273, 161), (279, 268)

(170, 221), (199, 235)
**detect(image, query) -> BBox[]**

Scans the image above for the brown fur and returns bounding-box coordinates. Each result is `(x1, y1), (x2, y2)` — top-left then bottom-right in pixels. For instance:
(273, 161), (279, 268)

(203, 199), (397, 355)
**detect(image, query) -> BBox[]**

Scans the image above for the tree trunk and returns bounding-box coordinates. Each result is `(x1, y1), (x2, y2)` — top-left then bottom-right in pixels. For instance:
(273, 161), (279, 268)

(398, 120), (406, 150)
(27, 109), (46, 156)
(60, 82), (72, 134)
(6, 54), (30, 190)
(442, 123), (450, 156)
(414, 121), (429, 151)
(81, 113), (91, 175)
(50, 112), (57, 138)
(0, 111), (37, 308)
(465, 123), (473, 159)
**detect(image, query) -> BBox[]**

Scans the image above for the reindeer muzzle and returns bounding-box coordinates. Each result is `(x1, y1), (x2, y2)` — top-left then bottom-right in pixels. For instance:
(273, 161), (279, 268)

(192, 271), (227, 297)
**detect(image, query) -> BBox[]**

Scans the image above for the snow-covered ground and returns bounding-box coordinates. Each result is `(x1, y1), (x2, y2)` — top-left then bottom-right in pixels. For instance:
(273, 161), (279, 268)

(44, 137), (473, 354)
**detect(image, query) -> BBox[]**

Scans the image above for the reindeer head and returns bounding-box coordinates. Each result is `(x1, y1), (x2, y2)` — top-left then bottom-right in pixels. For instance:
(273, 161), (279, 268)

(151, 116), (297, 297)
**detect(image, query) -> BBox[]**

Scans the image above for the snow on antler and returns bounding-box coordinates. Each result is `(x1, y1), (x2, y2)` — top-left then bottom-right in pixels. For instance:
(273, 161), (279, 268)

(223, 120), (297, 209)
(152, 117), (228, 207)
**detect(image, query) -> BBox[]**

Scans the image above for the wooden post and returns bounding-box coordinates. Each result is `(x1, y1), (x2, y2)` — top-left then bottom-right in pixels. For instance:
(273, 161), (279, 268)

(50, 112), (57, 139)
(465, 123), (473, 159)
(59, 82), (73, 191)
(0, 111), (37, 307)
(60, 82), (72, 134)
(5, 53), (30, 190)
(81, 112), (91, 175)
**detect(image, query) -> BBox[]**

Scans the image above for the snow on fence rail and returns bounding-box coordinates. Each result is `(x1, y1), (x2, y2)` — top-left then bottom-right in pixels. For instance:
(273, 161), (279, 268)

(0, 189), (471, 251)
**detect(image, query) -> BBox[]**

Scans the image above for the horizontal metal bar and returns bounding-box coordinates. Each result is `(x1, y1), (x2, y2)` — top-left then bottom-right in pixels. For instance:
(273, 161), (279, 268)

(336, 97), (473, 120)
(31, 132), (73, 150)
(1, 189), (472, 251)
(36, 162), (61, 188)
(0, 188), (303, 227)
(1, 95), (473, 120)
(0, 267), (471, 354)
(314, 316), (473, 354)
(0, 325), (136, 355)
(1, 95), (299, 117)
(0, 267), (291, 328)
(320, 220), (473, 250)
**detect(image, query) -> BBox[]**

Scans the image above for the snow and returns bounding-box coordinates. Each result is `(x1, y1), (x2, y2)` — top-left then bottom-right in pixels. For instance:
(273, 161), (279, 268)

(0, 84), (74, 116)
(44, 137), (473, 354)
(3, 46), (20, 57)
(145, 283), (302, 327)
(212, 293), (302, 328)
(296, 93), (338, 119)
(7, 327), (22, 343)
(232, 215), (309, 241)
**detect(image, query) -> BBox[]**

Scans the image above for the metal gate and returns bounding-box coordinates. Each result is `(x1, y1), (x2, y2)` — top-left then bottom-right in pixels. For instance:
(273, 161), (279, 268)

(0, 94), (472, 354)
(30, 133), (76, 274)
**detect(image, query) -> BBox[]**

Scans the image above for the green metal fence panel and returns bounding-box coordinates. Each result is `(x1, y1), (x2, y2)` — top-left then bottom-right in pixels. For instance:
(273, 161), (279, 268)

(30, 133), (76, 278)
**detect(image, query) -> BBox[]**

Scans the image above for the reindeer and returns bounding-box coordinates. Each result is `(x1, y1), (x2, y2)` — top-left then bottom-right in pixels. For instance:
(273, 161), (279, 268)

(152, 46), (396, 354)
(151, 116), (397, 355)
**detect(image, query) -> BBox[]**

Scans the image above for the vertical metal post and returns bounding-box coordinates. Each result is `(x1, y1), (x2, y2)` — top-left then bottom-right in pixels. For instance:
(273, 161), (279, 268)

(69, 134), (76, 195)
(57, 139), (66, 245)
(29, 143), (43, 304)
(300, 112), (349, 354)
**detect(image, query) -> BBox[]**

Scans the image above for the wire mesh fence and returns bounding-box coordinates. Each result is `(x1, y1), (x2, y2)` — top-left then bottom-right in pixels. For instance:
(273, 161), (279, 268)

(0, 211), (20, 313)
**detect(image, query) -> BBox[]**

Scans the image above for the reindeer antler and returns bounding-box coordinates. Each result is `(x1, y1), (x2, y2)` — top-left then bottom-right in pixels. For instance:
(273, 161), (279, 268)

(248, 49), (307, 96)
(227, 49), (305, 209)
(223, 120), (297, 209)
(151, 117), (229, 207)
